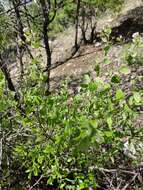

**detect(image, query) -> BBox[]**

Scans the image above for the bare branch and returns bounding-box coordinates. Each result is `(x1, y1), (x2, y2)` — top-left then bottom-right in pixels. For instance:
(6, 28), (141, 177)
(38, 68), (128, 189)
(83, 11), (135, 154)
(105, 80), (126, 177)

(29, 175), (43, 190)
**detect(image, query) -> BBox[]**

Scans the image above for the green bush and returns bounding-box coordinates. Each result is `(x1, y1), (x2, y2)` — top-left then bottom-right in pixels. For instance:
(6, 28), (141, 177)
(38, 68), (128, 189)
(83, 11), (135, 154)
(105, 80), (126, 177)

(1, 64), (143, 189)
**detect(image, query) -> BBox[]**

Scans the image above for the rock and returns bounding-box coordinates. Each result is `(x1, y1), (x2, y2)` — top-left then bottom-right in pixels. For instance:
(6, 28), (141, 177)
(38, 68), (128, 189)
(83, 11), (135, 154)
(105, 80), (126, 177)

(96, 0), (143, 41)
(110, 6), (143, 41)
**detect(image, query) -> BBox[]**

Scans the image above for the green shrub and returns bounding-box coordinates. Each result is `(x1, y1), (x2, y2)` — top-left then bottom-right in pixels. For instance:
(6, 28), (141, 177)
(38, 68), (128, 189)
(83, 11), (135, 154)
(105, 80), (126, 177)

(1, 66), (142, 189)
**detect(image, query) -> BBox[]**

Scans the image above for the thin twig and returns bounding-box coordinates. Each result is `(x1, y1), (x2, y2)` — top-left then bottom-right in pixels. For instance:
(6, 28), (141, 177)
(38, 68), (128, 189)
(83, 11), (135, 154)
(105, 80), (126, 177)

(121, 173), (138, 190)
(29, 175), (43, 190)
(116, 179), (123, 190)
(119, 169), (136, 175)
(102, 170), (115, 190)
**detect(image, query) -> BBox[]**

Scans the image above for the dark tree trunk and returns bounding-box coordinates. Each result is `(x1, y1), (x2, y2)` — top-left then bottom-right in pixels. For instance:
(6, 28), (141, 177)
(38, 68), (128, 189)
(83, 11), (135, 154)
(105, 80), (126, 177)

(39, 0), (52, 94)
(0, 55), (16, 92)
(11, 0), (33, 60)
(75, 0), (80, 50)
(89, 26), (96, 43)
(80, 6), (89, 44)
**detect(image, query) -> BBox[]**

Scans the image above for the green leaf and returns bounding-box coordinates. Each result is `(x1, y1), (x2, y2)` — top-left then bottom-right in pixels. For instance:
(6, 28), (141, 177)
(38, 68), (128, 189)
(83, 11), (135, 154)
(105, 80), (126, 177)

(83, 74), (91, 84)
(89, 120), (98, 129)
(88, 82), (98, 92)
(104, 131), (114, 138)
(104, 45), (110, 55)
(116, 89), (125, 100)
(103, 58), (111, 65)
(94, 64), (100, 76)
(37, 156), (44, 164)
(111, 75), (121, 83)
(28, 172), (32, 179)
(107, 117), (112, 130)
(32, 41), (41, 49)
(133, 92), (141, 103)
(120, 66), (131, 74)
(31, 58), (39, 65)
(60, 183), (66, 189)
(67, 158), (72, 163)
(33, 163), (39, 176)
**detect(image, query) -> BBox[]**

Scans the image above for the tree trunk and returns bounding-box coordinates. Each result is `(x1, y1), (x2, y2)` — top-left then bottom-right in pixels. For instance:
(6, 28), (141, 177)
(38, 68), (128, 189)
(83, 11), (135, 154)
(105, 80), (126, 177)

(11, 0), (33, 60)
(75, 0), (80, 50)
(39, 0), (52, 94)
(0, 55), (16, 92)
(80, 6), (88, 44)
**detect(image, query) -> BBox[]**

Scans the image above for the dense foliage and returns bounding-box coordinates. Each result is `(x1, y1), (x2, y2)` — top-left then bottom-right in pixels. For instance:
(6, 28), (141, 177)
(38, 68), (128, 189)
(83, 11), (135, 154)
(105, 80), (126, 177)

(0, 0), (143, 189)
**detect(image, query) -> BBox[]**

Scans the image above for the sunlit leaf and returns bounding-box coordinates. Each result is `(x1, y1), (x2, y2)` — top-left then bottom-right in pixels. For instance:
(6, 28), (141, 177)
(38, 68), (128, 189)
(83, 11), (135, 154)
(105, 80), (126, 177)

(133, 92), (142, 103)
(116, 89), (125, 100)
(107, 117), (112, 130)
(120, 66), (131, 74)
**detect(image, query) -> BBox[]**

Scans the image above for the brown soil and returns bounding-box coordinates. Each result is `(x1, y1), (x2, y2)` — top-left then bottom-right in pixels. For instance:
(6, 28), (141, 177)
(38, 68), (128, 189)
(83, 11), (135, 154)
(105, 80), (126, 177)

(50, 44), (103, 89)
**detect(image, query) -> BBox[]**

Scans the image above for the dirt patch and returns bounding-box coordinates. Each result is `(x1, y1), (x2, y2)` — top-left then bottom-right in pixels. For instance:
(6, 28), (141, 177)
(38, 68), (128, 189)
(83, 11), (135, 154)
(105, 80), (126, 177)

(50, 44), (103, 89)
